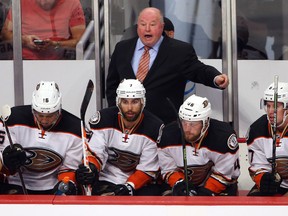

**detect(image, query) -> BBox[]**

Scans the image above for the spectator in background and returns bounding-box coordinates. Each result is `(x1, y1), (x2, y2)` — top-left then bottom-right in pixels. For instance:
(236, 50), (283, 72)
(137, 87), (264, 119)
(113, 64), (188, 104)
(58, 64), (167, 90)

(1, 0), (86, 60)
(106, 7), (229, 124)
(162, 17), (174, 38)
(0, 0), (12, 60)
(0, 1), (8, 42)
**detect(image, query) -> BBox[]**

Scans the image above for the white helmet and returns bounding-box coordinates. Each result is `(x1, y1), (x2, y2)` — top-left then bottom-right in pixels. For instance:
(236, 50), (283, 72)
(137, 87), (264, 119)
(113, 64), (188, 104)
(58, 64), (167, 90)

(179, 94), (211, 123)
(32, 81), (62, 113)
(116, 79), (146, 107)
(262, 82), (288, 109)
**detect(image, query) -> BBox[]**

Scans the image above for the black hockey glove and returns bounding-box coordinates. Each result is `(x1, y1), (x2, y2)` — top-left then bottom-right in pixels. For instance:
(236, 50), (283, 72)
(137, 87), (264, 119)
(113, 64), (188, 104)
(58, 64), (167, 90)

(172, 179), (197, 196)
(113, 183), (135, 196)
(260, 172), (282, 194)
(197, 187), (216, 196)
(54, 180), (78, 195)
(3, 144), (27, 173)
(76, 163), (99, 185)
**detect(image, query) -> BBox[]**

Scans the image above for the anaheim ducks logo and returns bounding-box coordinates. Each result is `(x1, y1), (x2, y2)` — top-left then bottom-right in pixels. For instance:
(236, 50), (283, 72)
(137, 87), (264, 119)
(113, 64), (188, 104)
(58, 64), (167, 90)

(202, 100), (209, 108)
(275, 157), (288, 179)
(177, 161), (214, 186)
(24, 148), (63, 172)
(107, 147), (140, 172)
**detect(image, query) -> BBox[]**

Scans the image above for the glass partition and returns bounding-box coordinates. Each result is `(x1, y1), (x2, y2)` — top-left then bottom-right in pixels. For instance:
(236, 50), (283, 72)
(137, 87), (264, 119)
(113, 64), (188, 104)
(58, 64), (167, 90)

(0, 0), (93, 60)
(236, 0), (287, 60)
(108, 0), (222, 60)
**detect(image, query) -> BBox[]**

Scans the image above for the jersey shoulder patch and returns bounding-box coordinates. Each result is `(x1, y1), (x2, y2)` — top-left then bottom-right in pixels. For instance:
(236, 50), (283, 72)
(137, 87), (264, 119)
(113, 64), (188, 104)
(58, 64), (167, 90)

(89, 111), (101, 125)
(227, 134), (238, 150)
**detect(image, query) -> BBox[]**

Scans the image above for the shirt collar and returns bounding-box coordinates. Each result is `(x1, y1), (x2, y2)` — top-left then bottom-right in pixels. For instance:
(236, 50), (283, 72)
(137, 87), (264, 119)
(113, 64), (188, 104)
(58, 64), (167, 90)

(136, 36), (164, 52)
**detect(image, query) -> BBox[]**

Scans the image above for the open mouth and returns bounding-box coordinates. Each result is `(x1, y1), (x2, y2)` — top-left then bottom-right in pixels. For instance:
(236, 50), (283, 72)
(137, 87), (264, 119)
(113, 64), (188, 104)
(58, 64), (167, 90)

(144, 34), (152, 38)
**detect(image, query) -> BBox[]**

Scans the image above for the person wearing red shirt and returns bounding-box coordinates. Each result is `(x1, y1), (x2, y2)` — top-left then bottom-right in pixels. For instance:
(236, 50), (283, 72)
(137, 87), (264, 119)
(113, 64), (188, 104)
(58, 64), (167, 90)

(1, 0), (86, 60)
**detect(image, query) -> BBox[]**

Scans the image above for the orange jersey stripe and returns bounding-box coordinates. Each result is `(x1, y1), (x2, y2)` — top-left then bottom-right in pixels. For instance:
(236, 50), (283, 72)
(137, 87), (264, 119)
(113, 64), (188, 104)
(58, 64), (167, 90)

(127, 170), (152, 190)
(167, 172), (185, 187)
(204, 176), (226, 194)
(58, 171), (76, 183)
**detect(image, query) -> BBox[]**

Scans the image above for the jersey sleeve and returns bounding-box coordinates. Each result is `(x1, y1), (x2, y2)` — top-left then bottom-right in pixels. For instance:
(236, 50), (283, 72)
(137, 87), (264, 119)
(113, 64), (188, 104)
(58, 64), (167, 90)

(58, 136), (83, 183)
(246, 125), (271, 177)
(86, 128), (108, 169)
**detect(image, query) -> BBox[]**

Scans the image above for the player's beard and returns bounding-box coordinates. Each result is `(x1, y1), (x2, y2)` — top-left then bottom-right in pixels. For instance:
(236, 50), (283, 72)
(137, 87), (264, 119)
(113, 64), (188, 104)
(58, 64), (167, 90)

(122, 111), (141, 122)
(184, 132), (200, 143)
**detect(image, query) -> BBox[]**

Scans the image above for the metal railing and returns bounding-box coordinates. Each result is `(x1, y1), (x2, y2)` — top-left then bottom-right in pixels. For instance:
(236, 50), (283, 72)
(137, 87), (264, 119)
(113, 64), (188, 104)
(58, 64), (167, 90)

(76, 20), (95, 60)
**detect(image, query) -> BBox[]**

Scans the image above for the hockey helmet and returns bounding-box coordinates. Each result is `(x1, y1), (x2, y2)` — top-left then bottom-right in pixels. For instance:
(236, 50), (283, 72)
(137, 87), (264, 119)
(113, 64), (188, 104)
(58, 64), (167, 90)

(116, 79), (146, 107)
(179, 94), (211, 123)
(262, 82), (288, 109)
(32, 81), (62, 113)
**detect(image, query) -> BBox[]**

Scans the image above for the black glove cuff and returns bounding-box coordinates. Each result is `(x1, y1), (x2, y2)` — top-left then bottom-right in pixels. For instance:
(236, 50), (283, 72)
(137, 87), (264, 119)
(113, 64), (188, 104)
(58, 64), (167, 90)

(197, 187), (215, 196)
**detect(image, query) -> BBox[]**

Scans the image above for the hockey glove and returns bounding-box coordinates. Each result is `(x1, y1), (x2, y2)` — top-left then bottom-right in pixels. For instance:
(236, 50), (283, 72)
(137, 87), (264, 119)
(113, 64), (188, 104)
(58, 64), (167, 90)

(172, 179), (197, 196)
(54, 180), (78, 195)
(260, 172), (282, 194)
(113, 183), (135, 196)
(197, 187), (216, 196)
(76, 163), (99, 185)
(3, 144), (27, 173)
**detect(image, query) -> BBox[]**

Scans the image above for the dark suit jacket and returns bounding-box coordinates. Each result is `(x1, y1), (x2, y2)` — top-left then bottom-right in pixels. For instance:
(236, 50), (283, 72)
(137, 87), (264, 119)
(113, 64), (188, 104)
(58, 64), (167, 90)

(106, 36), (222, 124)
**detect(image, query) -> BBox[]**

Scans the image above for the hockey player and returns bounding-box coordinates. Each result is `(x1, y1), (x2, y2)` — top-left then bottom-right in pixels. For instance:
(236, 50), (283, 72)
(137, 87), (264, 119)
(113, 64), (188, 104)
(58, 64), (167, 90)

(246, 82), (288, 196)
(0, 81), (83, 194)
(158, 94), (240, 196)
(76, 79), (164, 195)
(0, 118), (4, 170)
(0, 120), (3, 172)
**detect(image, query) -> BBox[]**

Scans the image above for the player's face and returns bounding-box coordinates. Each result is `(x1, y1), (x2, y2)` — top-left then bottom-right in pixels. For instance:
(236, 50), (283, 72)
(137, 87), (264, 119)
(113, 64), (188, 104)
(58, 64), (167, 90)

(181, 120), (203, 143)
(36, 0), (58, 11)
(137, 8), (164, 47)
(119, 98), (143, 122)
(265, 101), (285, 126)
(33, 111), (60, 129)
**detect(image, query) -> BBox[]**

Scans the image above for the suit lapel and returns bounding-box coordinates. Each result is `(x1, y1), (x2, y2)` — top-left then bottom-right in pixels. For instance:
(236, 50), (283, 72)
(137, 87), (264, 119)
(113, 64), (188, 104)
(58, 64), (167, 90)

(125, 38), (138, 78)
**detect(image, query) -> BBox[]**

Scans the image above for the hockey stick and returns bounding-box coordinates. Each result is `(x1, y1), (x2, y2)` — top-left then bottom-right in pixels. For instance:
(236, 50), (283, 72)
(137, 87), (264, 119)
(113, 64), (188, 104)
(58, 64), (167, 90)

(80, 80), (94, 195)
(1, 105), (28, 195)
(272, 75), (278, 175)
(166, 98), (189, 196)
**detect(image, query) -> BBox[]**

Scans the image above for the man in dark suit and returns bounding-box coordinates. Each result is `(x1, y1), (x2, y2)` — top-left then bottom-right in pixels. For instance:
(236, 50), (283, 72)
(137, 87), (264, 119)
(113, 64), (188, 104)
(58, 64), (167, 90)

(106, 7), (229, 124)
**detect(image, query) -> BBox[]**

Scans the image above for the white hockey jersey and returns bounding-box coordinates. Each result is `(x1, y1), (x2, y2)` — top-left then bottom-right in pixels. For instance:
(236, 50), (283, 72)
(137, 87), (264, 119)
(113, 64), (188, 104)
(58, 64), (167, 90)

(87, 107), (164, 189)
(247, 114), (288, 189)
(0, 105), (83, 191)
(158, 119), (240, 194)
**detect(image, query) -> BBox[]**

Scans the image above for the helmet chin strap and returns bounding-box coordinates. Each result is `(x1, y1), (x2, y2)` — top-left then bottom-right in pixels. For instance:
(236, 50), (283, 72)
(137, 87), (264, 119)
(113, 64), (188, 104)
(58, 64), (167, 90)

(276, 110), (288, 129)
(33, 110), (61, 132)
(192, 118), (210, 143)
